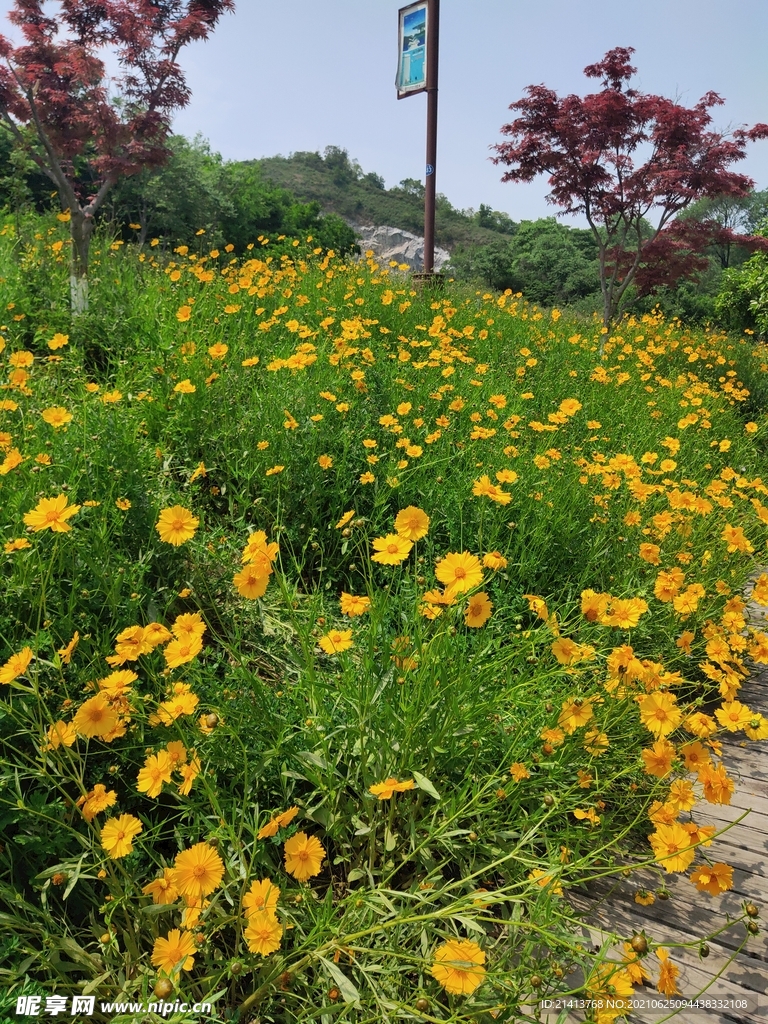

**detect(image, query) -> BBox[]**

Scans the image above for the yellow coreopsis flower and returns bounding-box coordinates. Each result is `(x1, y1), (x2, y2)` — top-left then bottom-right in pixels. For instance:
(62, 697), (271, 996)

(155, 505), (199, 546)
(100, 814), (143, 859)
(371, 534), (412, 564)
(23, 494), (81, 533)
(0, 646), (34, 684)
(172, 843), (224, 899)
(318, 629), (353, 654)
(244, 910), (283, 956)
(430, 939), (486, 996)
(283, 832), (325, 881)
(394, 505), (430, 541)
(151, 929), (196, 973)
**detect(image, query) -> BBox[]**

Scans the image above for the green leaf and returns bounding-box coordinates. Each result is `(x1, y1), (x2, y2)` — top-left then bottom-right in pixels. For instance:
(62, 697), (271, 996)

(412, 770), (440, 801)
(317, 955), (360, 1005)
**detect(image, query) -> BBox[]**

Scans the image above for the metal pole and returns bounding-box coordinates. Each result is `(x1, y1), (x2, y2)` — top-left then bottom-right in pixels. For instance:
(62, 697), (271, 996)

(423, 0), (439, 274)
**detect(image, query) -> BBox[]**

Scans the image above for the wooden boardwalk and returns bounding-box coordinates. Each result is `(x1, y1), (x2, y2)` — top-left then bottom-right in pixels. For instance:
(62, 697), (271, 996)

(561, 590), (768, 1024)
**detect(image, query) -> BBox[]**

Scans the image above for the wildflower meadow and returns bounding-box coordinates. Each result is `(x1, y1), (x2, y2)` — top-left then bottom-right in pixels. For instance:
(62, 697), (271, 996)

(1, 213), (768, 1023)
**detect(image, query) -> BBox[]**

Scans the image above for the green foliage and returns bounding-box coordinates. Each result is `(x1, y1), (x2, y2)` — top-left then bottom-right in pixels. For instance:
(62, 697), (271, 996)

(102, 136), (357, 256)
(715, 251), (768, 337)
(448, 219), (601, 309)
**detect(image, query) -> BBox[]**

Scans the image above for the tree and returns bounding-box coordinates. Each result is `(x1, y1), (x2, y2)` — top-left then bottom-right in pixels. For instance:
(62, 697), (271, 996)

(492, 47), (768, 325)
(681, 189), (768, 267)
(0, 0), (235, 313)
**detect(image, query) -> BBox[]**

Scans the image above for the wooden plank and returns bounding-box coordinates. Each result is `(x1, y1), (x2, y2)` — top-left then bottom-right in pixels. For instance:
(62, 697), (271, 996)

(564, 902), (767, 1024)
(569, 900), (768, 1021)
(694, 802), (768, 838)
(571, 883), (767, 966)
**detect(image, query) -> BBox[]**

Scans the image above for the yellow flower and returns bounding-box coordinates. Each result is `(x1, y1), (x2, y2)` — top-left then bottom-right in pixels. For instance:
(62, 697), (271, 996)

(435, 551), (483, 597)
(45, 720), (76, 750)
(173, 379), (196, 393)
(176, 305), (192, 322)
(4, 538), (31, 552)
(163, 634), (203, 669)
(641, 739), (676, 778)
(155, 505), (199, 546)
(23, 494), (81, 533)
(655, 948), (680, 997)
(715, 700), (753, 732)
(150, 688), (200, 725)
(649, 822), (696, 872)
(172, 843), (225, 899)
(528, 868), (563, 895)
(142, 868), (179, 905)
(371, 533), (412, 564)
(41, 406), (72, 428)
(369, 777), (415, 800)
(73, 695), (118, 738)
(340, 592), (370, 617)
(257, 806), (299, 839)
(394, 505), (430, 541)
(208, 343), (228, 359)
(151, 929), (196, 973)
(464, 592), (492, 627)
(335, 510), (355, 529)
(638, 692), (682, 738)
(317, 454), (333, 469)
(698, 763), (734, 804)
(178, 756), (201, 796)
(77, 784), (117, 822)
(244, 910), (283, 956)
(100, 814), (143, 859)
(483, 550), (508, 570)
(472, 474), (511, 504)
(48, 333), (69, 350)
(283, 832), (325, 881)
(243, 878), (280, 917)
(430, 938), (486, 996)
(584, 963), (634, 1023)
(233, 563), (271, 599)
(602, 597), (648, 629)
(137, 751), (173, 799)
(319, 629), (353, 654)
(558, 697), (593, 734)
(573, 807), (601, 826)
(0, 646), (34, 684)
(690, 862), (733, 896)
(115, 497), (131, 510)
(509, 762), (530, 782)
(56, 632), (79, 665)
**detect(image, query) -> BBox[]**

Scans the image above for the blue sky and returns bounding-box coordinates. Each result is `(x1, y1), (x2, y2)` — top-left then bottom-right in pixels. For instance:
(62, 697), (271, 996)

(1, 1), (767, 224)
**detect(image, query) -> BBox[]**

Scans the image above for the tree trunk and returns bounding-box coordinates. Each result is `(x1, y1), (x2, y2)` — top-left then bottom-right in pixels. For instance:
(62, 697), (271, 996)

(70, 210), (94, 315)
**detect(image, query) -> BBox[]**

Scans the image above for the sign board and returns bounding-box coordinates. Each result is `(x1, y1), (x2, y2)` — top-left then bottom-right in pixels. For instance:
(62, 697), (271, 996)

(396, 2), (428, 99)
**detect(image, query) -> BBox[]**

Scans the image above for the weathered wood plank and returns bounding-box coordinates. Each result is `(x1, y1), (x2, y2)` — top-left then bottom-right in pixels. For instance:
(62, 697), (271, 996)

(568, 897), (768, 1022)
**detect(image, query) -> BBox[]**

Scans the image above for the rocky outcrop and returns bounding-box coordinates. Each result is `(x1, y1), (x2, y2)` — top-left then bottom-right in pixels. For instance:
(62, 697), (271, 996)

(350, 223), (450, 273)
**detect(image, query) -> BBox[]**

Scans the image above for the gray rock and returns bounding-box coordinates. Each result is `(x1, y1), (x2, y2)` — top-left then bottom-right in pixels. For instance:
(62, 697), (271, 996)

(350, 223), (450, 272)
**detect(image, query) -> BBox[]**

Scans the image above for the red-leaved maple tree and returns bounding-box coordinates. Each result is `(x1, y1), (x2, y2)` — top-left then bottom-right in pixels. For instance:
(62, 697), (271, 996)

(493, 47), (768, 325)
(0, 0), (235, 312)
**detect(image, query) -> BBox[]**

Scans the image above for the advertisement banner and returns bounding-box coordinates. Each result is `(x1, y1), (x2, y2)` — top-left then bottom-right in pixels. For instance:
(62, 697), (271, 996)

(396, 2), (428, 98)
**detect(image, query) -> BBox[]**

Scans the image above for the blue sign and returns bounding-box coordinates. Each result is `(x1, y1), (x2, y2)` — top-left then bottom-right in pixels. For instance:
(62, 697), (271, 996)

(397, 2), (428, 99)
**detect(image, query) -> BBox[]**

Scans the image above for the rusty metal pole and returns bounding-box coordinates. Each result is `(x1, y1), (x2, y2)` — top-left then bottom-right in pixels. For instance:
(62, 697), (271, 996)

(423, 0), (439, 274)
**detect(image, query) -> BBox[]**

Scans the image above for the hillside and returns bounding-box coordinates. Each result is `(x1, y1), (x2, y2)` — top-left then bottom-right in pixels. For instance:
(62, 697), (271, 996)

(252, 146), (516, 250)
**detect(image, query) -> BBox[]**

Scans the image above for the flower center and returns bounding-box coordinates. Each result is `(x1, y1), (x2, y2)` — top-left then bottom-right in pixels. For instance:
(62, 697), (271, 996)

(454, 567), (466, 579)
(172, 518), (185, 530)
(192, 865), (206, 878)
